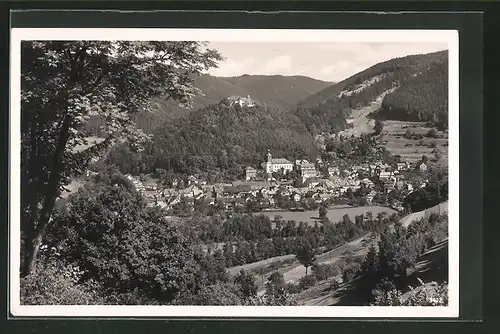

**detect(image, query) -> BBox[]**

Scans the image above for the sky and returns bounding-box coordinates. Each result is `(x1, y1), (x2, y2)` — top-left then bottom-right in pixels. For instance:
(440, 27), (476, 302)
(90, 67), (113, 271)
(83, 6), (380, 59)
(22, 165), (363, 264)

(207, 42), (448, 82)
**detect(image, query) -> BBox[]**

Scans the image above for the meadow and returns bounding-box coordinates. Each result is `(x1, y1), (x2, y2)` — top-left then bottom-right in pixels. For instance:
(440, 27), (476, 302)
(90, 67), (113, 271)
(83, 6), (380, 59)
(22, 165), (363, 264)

(380, 120), (449, 165)
(261, 205), (397, 226)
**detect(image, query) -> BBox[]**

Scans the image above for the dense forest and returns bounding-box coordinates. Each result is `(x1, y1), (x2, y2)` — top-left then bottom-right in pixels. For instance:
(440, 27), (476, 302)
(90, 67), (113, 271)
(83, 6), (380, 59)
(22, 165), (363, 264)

(104, 101), (320, 179)
(376, 60), (448, 128)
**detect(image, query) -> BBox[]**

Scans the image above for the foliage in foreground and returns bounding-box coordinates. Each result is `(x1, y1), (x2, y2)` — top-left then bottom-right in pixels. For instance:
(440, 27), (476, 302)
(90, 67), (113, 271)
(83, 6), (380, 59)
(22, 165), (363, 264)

(21, 40), (222, 276)
(44, 173), (227, 304)
(353, 212), (448, 303)
(24, 170), (297, 306)
(20, 256), (104, 305)
(372, 279), (448, 306)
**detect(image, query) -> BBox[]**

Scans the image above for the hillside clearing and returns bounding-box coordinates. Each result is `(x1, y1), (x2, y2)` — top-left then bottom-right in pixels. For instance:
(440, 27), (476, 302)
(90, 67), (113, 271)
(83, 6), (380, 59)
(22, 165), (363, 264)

(378, 120), (448, 165)
(337, 89), (396, 138)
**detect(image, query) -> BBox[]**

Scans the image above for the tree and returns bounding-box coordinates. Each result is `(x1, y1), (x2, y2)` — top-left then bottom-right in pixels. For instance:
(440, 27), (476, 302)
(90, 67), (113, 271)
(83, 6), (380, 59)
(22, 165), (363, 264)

(346, 188), (355, 200)
(20, 258), (104, 305)
(318, 205), (328, 220)
(234, 270), (257, 298)
(426, 128), (438, 138)
(296, 244), (317, 275)
(47, 182), (203, 303)
(21, 41), (223, 276)
(374, 120), (384, 135)
(175, 282), (242, 306)
(266, 271), (286, 296)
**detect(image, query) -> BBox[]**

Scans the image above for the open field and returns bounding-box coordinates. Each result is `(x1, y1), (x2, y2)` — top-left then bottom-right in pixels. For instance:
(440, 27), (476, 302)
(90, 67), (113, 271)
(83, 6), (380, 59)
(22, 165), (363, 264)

(333, 92), (449, 166)
(379, 120), (448, 165)
(339, 101), (379, 137)
(261, 205), (396, 226)
(227, 254), (297, 277)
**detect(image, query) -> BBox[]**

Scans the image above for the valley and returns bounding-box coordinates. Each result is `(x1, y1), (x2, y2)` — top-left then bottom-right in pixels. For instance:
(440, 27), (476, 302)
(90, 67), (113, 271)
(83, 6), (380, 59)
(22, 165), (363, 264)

(23, 41), (450, 308)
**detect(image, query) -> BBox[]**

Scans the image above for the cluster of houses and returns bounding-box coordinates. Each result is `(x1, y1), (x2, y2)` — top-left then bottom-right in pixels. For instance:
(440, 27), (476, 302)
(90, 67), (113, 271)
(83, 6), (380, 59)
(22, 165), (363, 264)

(123, 150), (428, 214)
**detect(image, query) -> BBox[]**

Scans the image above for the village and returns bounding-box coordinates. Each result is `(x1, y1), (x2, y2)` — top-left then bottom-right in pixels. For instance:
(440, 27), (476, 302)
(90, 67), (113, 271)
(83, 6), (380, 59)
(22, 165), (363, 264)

(122, 149), (429, 216)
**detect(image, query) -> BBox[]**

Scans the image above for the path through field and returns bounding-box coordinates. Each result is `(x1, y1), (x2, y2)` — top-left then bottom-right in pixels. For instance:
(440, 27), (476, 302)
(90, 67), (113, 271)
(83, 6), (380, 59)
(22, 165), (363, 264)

(337, 89), (396, 137)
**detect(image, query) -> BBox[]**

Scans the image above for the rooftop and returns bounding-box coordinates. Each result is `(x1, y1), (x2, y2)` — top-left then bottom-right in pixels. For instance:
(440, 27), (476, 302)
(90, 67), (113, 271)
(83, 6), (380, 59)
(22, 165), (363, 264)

(270, 158), (292, 164)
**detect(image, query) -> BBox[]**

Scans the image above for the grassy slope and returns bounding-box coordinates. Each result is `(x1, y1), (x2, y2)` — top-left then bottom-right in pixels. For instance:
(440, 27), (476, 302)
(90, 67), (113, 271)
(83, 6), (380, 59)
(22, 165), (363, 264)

(295, 201), (449, 305)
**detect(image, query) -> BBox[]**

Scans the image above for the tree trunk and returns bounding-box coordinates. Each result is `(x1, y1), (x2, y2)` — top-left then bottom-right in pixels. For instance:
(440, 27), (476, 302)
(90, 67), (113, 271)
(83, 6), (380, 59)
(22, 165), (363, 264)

(21, 115), (72, 277)
(305, 266), (308, 275)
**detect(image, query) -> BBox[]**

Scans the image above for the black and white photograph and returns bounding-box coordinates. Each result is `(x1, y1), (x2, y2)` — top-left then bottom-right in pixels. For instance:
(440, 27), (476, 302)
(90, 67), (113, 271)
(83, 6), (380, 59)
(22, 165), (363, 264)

(10, 28), (459, 318)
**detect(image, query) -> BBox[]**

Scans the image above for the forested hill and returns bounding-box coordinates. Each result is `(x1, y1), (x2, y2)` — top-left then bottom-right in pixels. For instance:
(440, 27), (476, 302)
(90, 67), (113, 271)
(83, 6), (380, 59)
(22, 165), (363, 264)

(129, 74), (332, 133)
(375, 60), (448, 127)
(298, 50), (448, 108)
(105, 101), (319, 179)
(223, 75), (333, 111)
(292, 50), (448, 133)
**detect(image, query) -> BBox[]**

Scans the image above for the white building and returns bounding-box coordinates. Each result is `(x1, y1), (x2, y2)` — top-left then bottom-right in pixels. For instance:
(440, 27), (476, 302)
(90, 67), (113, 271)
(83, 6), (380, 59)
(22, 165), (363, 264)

(379, 171), (395, 180)
(245, 166), (257, 180)
(262, 150), (293, 174)
(396, 162), (409, 171)
(296, 160), (317, 181)
(227, 95), (255, 107)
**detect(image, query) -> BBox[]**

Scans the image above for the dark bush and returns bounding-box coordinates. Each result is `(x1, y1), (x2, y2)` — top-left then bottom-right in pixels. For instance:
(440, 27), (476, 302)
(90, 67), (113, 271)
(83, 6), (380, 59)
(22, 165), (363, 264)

(426, 128), (438, 138)
(20, 258), (104, 305)
(298, 274), (318, 291)
(342, 262), (361, 282)
(285, 282), (301, 294)
(312, 263), (339, 281)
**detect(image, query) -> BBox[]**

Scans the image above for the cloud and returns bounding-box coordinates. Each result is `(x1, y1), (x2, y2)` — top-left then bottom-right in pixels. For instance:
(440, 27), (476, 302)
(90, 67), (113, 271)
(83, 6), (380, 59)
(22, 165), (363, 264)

(210, 56), (256, 77)
(261, 55), (293, 73)
(320, 65), (337, 75)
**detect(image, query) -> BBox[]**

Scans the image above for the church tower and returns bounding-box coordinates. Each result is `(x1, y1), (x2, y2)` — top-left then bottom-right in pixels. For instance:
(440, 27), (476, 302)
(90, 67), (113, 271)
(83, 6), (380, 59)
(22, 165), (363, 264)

(265, 149), (273, 174)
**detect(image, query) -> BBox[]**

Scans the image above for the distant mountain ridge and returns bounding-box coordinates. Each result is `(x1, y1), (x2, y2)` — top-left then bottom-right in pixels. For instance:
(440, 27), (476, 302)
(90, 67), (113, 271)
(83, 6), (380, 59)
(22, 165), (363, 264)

(131, 74), (333, 133)
(297, 50), (448, 109)
(291, 50), (448, 133)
